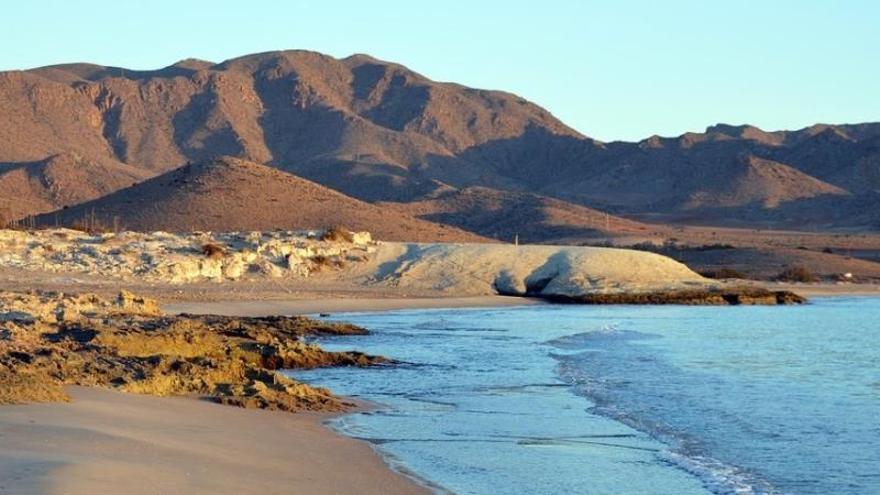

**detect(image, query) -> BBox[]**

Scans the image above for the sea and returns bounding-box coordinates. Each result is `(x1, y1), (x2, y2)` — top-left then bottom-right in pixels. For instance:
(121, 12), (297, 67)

(289, 297), (880, 494)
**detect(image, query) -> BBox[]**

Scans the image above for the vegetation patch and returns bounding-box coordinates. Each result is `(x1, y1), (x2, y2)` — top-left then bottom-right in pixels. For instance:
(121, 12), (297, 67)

(201, 242), (226, 259)
(320, 226), (354, 243)
(775, 266), (818, 283)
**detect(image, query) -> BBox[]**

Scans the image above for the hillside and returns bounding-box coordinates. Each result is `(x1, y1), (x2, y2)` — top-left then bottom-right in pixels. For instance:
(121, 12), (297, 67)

(36, 157), (486, 242)
(384, 186), (660, 243)
(1, 50), (879, 232)
(0, 153), (150, 224)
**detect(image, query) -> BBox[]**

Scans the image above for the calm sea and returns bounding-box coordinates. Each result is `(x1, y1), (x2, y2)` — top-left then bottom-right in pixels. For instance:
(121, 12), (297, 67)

(291, 297), (880, 494)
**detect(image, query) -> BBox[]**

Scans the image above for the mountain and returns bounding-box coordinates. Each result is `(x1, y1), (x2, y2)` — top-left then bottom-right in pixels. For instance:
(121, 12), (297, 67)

(1, 50), (879, 233)
(35, 157), (486, 242)
(3, 50), (586, 200)
(0, 152), (150, 224)
(383, 186), (658, 243)
(541, 125), (880, 227)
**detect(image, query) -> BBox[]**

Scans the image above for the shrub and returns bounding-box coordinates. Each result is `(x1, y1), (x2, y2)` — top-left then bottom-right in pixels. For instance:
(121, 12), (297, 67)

(776, 266), (818, 283)
(0, 208), (11, 229)
(320, 226), (354, 243)
(311, 254), (345, 270)
(69, 211), (122, 234)
(201, 243), (226, 259)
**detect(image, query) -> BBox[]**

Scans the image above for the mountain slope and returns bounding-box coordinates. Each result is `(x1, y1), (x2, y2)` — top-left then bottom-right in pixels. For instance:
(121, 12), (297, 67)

(1, 50), (879, 232)
(384, 186), (658, 243)
(35, 157), (487, 242)
(0, 153), (150, 223)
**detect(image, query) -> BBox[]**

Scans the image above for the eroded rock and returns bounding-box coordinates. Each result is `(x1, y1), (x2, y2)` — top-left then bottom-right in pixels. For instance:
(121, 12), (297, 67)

(0, 228), (376, 284)
(0, 290), (384, 411)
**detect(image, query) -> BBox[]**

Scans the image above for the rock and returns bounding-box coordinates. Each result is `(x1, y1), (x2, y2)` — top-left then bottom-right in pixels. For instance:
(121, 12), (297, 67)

(0, 311), (35, 323)
(0, 228), (378, 284)
(494, 270), (526, 296)
(0, 290), (382, 411)
(352, 231), (372, 245)
(115, 290), (161, 315)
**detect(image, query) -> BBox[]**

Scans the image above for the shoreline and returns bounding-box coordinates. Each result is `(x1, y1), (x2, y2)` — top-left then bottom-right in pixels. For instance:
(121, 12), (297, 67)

(2, 279), (878, 493)
(764, 282), (880, 297)
(164, 294), (543, 315)
(0, 386), (428, 495)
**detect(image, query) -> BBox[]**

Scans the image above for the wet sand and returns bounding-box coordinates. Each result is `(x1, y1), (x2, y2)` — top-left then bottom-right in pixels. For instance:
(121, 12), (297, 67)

(0, 387), (426, 495)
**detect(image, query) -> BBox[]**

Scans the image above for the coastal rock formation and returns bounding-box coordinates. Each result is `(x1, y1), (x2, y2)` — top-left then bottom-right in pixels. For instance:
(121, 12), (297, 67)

(367, 243), (805, 304)
(0, 290), (384, 410)
(369, 242), (712, 295)
(0, 228), (378, 283)
(0, 228), (805, 304)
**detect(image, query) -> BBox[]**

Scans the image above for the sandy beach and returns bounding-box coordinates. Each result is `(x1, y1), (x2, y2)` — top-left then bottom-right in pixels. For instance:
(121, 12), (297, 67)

(0, 228), (876, 494)
(0, 387), (426, 495)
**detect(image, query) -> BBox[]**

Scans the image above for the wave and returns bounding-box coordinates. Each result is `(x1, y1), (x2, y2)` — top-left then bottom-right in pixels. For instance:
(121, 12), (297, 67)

(553, 330), (783, 495)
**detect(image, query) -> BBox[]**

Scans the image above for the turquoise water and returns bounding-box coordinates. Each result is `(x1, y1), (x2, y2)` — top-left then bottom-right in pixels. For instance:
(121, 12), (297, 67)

(290, 298), (880, 494)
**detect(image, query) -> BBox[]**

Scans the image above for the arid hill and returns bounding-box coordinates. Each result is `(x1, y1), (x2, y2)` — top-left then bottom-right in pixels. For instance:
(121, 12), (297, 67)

(0, 153), (150, 223)
(36, 157), (486, 242)
(383, 186), (660, 243)
(1, 50), (879, 231)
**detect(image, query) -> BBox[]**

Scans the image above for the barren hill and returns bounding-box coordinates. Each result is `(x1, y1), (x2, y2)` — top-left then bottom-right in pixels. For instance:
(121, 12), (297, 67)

(1, 50), (879, 232)
(384, 186), (659, 243)
(36, 157), (486, 242)
(0, 153), (150, 223)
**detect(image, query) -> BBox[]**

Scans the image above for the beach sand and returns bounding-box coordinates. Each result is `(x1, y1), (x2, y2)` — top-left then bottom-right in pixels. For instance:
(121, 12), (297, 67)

(0, 387), (426, 495)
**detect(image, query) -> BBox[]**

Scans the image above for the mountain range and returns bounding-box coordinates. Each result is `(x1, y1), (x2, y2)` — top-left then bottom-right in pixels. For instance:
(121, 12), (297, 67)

(1, 49), (878, 238)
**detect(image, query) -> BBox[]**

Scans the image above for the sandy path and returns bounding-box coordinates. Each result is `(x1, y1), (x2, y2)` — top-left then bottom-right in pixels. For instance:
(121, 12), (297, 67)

(0, 387), (426, 495)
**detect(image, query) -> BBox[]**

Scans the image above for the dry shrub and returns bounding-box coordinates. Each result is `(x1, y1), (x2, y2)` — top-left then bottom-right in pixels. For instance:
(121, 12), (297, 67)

(201, 243), (226, 259)
(320, 226), (353, 243)
(776, 266), (818, 283)
(311, 255), (345, 270)
(0, 207), (11, 229)
(69, 211), (122, 234)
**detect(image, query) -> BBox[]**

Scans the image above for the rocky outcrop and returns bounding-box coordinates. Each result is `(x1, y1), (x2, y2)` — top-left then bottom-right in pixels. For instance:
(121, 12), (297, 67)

(0, 228), (376, 283)
(0, 290), (385, 411)
(538, 288), (806, 305)
(0, 228), (807, 304)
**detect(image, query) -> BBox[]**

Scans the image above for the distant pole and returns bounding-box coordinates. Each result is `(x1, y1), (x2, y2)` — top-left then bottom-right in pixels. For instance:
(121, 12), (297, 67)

(514, 234), (519, 246)
(605, 212), (610, 231)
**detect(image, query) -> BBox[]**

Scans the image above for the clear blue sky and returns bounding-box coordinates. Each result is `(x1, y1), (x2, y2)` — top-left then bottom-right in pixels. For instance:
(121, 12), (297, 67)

(4, 0), (878, 142)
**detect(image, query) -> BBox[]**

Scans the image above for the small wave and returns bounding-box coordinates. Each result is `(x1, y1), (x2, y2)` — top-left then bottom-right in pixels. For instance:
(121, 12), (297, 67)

(547, 328), (656, 349)
(555, 344), (785, 495)
(659, 450), (783, 495)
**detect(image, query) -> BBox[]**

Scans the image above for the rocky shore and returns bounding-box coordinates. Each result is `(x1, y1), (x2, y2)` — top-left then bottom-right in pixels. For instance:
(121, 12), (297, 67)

(0, 228), (807, 306)
(0, 290), (384, 410)
(539, 287), (807, 305)
(0, 228), (375, 283)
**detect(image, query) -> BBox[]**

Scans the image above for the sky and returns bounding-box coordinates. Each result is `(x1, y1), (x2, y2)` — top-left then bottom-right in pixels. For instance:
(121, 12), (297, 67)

(3, 0), (878, 142)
